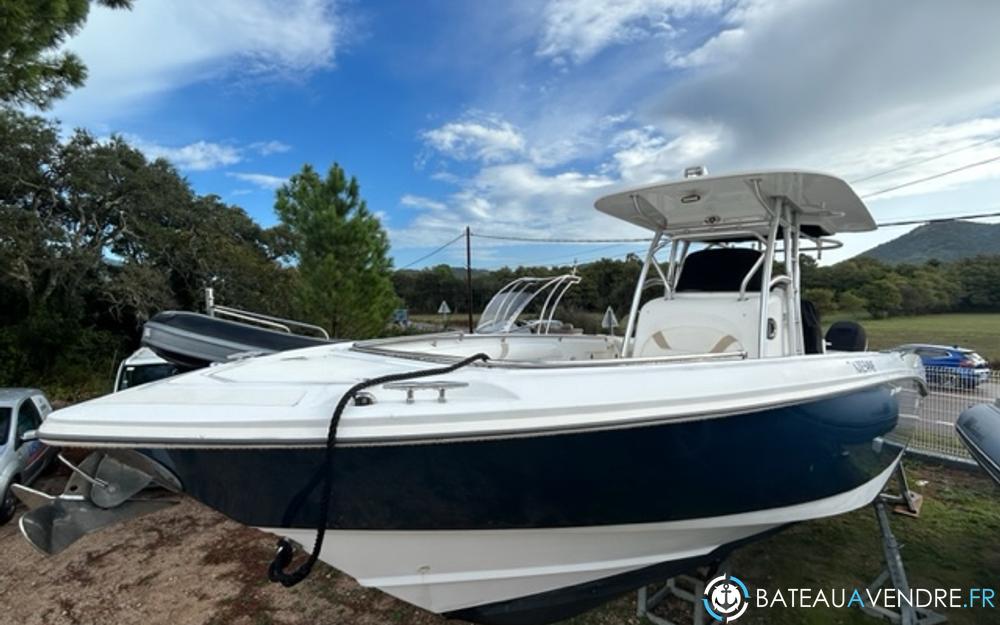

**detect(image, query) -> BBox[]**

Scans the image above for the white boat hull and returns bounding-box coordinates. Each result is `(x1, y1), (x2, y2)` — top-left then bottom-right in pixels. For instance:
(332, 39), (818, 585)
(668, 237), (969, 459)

(267, 457), (899, 615)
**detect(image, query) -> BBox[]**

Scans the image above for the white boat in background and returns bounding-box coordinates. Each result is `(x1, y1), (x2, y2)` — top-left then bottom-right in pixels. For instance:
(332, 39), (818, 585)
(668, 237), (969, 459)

(475, 273), (582, 335)
(18, 169), (925, 625)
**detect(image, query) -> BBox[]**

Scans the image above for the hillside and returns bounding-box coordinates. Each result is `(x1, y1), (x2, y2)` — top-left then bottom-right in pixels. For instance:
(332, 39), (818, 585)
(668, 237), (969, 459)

(864, 220), (1000, 264)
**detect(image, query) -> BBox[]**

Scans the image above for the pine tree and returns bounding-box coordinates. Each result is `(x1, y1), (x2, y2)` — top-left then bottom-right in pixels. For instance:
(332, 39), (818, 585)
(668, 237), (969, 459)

(275, 163), (399, 338)
(0, 0), (132, 109)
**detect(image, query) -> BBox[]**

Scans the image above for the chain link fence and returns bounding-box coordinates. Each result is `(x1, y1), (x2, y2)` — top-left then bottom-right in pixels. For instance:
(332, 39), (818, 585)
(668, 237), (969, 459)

(902, 366), (998, 464)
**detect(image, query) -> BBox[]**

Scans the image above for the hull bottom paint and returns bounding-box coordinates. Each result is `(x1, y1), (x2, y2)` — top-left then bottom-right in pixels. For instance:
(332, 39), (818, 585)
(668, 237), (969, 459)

(264, 458), (900, 624)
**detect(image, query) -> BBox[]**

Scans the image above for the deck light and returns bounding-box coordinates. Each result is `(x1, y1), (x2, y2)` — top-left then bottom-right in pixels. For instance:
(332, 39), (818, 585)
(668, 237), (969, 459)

(683, 165), (708, 178)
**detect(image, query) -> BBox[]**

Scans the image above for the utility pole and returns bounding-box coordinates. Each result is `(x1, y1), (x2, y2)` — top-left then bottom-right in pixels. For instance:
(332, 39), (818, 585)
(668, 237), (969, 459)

(465, 226), (474, 333)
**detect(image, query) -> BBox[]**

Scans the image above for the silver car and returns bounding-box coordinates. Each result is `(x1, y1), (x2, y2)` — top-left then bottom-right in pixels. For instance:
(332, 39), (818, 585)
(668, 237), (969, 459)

(0, 389), (56, 524)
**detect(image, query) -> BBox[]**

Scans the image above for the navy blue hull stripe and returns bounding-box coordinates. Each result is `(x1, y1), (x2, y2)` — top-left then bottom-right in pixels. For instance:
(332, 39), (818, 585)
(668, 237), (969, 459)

(145, 384), (905, 531)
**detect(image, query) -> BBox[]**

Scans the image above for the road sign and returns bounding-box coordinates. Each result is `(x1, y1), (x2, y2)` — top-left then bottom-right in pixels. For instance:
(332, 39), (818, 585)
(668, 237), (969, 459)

(601, 306), (619, 331)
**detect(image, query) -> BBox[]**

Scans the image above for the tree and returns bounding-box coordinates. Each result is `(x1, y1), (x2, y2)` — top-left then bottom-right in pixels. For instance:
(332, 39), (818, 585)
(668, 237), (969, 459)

(836, 291), (866, 314)
(857, 279), (902, 319)
(276, 163), (398, 337)
(0, 0), (132, 109)
(803, 287), (835, 314)
(953, 255), (1000, 310)
(0, 109), (294, 390)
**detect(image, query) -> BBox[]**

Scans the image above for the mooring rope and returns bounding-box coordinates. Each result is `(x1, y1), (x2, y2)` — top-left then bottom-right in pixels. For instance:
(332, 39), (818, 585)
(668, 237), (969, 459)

(267, 351), (490, 587)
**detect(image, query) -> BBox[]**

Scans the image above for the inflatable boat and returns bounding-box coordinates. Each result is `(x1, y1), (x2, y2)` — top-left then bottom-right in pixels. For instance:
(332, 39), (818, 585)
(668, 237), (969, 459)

(957, 401), (1000, 486)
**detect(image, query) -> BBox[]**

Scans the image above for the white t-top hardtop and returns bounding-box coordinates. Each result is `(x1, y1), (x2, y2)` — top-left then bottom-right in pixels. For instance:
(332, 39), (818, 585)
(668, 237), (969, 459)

(594, 170), (875, 236)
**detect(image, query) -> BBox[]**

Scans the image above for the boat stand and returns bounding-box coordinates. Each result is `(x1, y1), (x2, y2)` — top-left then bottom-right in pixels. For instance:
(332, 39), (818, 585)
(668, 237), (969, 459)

(861, 462), (946, 625)
(636, 559), (728, 625)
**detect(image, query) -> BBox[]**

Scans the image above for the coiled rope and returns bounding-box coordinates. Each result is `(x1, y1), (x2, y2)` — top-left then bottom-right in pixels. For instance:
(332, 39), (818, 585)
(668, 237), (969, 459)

(267, 351), (490, 587)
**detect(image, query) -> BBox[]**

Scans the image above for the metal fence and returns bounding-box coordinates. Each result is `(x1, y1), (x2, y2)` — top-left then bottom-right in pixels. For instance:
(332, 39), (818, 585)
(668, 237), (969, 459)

(902, 366), (999, 464)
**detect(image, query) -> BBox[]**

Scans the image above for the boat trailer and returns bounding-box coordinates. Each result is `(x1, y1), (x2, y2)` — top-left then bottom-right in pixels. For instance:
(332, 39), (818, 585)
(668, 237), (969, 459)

(12, 450), (181, 555)
(637, 461), (947, 625)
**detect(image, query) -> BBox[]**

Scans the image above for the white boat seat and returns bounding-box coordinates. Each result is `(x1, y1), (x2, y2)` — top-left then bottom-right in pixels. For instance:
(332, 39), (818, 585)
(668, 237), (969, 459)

(633, 291), (789, 358)
(640, 324), (744, 356)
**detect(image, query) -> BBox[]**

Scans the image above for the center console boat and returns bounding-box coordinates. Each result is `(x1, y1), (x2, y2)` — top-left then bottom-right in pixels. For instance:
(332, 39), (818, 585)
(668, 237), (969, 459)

(18, 169), (924, 624)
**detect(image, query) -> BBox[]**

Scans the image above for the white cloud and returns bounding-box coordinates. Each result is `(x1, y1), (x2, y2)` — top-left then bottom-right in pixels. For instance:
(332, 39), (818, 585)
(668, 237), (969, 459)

(54, 0), (342, 123)
(401, 194), (449, 212)
(422, 112), (526, 163)
(536, 0), (729, 64)
(130, 137), (242, 171)
(123, 136), (292, 171)
(608, 124), (723, 182)
(400, 112), (724, 251)
(665, 26), (745, 68)
(654, 1), (1000, 171)
(827, 118), (1000, 200)
(226, 172), (288, 190)
(394, 159), (641, 249)
(402, 1), (1000, 264)
(250, 140), (292, 156)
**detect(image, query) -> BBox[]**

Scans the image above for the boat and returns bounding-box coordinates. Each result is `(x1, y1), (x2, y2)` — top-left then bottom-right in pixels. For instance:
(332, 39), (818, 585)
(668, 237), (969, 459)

(141, 290), (332, 368)
(145, 275), (576, 370)
(17, 169), (925, 625)
(957, 401), (1000, 487)
(113, 347), (182, 392)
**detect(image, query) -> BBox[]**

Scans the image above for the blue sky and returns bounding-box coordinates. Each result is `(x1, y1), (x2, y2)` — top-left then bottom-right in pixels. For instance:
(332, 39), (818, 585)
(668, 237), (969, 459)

(54, 0), (1000, 268)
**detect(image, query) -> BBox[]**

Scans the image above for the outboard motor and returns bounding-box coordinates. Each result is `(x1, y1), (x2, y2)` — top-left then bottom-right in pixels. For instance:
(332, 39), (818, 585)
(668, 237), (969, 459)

(825, 321), (868, 352)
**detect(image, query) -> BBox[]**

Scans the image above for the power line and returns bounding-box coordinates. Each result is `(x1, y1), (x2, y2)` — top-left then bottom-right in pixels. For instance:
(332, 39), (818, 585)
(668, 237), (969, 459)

(531, 242), (634, 266)
(850, 134), (1000, 184)
(398, 232), (464, 269)
(401, 206), (1000, 270)
(472, 232), (652, 243)
(572, 246), (646, 266)
(861, 153), (1000, 198)
(875, 210), (1000, 228)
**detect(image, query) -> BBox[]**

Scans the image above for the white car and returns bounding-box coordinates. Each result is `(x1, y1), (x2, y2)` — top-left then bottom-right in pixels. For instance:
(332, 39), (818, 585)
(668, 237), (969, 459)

(113, 347), (180, 392)
(0, 388), (56, 524)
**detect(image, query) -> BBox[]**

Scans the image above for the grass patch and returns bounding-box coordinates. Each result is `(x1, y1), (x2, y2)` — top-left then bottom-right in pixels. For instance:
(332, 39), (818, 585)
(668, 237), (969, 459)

(738, 460), (1000, 624)
(557, 460), (1000, 625)
(830, 313), (1000, 364)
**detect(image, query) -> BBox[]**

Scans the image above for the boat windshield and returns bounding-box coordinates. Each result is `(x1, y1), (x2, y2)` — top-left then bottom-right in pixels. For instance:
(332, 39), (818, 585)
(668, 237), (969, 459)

(475, 274), (581, 334)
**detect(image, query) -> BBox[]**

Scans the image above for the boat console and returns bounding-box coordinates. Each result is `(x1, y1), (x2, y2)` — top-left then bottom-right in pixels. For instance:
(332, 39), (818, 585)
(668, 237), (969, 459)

(361, 169), (874, 366)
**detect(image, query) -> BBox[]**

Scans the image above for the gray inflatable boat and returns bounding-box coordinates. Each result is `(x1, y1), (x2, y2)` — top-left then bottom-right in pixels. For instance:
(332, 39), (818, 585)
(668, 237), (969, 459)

(142, 311), (332, 369)
(956, 401), (1000, 487)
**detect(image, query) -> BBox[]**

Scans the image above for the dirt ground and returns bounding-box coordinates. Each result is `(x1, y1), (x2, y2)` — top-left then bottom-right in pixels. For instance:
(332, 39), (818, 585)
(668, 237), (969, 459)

(0, 471), (463, 625)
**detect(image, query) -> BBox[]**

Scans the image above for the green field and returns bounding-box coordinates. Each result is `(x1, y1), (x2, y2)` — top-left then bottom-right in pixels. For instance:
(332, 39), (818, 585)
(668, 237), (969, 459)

(838, 313), (1000, 364)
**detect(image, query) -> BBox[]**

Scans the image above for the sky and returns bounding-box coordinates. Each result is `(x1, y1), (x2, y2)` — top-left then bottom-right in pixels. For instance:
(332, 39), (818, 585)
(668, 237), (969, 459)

(53, 0), (1000, 269)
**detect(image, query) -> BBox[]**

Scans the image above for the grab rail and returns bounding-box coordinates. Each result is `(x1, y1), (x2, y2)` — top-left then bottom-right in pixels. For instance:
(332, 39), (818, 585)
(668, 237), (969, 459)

(352, 342), (747, 369)
(212, 305), (331, 339)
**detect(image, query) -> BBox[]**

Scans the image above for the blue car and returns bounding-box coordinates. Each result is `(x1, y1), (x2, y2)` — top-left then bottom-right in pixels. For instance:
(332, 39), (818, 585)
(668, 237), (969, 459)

(898, 344), (991, 389)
